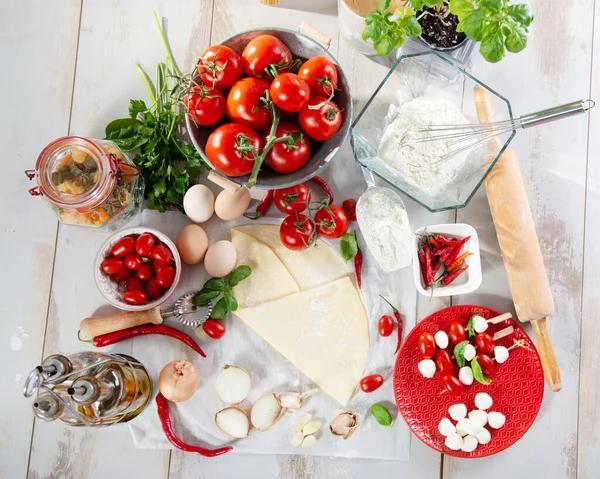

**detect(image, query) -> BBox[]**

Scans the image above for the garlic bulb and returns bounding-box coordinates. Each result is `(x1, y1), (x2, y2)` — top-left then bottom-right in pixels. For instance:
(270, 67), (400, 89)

(329, 411), (358, 440)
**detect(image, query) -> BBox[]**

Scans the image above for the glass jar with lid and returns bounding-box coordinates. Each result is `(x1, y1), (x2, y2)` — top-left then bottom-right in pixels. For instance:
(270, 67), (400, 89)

(26, 136), (144, 230)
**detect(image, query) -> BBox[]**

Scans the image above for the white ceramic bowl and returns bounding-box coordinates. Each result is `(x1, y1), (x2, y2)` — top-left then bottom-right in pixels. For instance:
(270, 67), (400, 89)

(94, 227), (182, 311)
(412, 223), (482, 297)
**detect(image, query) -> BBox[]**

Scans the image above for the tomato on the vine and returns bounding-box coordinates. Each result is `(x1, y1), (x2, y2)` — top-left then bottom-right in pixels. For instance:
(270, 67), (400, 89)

(197, 45), (243, 90)
(206, 123), (263, 177)
(226, 78), (272, 130)
(270, 73), (310, 112)
(448, 321), (466, 344)
(184, 85), (226, 127)
(264, 122), (311, 174)
(279, 214), (316, 250)
(435, 349), (453, 374)
(241, 34), (293, 80)
(273, 183), (310, 214)
(442, 373), (465, 396)
(299, 96), (342, 141)
(417, 331), (436, 359)
(314, 204), (349, 239)
(298, 56), (339, 97)
(475, 332), (495, 354)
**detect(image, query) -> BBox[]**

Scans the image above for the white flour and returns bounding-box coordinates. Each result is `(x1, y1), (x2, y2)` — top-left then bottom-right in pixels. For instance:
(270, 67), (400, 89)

(378, 96), (470, 196)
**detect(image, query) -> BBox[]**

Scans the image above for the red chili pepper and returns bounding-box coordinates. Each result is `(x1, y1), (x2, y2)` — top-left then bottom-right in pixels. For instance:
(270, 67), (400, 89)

(354, 249), (363, 288)
(429, 236), (441, 248)
(244, 190), (273, 220)
(424, 243), (435, 285)
(156, 394), (232, 457)
(359, 374), (384, 393)
(443, 245), (462, 266)
(447, 252), (473, 272)
(418, 250), (427, 285)
(342, 198), (357, 221)
(432, 258), (442, 276)
(310, 175), (334, 203)
(441, 267), (468, 286)
(91, 324), (206, 358)
(380, 295), (403, 354)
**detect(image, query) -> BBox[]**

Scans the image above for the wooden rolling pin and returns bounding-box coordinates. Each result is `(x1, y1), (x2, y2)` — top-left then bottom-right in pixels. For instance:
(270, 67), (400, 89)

(474, 85), (561, 392)
(80, 307), (163, 338)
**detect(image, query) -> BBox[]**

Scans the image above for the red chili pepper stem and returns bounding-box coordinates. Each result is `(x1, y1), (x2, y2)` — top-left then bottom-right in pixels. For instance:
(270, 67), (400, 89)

(77, 330), (93, 344)
(243, 190), (274, 220)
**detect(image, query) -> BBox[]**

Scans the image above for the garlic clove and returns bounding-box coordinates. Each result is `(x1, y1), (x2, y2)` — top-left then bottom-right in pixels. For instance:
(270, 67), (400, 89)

(251, 394), (283, 432)
(290, 431), (304, 447)
(294, 413), (312, 432)
(301, 434), (318, 448)
(215, 407), (250, 438)
(329, 411), (358, 440)
(302, 420), (322, 436)
(279, 392), (302, 411)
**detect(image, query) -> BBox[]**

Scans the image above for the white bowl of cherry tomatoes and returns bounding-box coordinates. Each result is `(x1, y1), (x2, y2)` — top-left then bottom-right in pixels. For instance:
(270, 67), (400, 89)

(94, 228), (182, 311)
(184, 28), (352, 189)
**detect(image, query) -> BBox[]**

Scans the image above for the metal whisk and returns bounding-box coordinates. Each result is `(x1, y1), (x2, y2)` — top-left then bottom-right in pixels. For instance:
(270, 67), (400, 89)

(398, 99), (595, 166)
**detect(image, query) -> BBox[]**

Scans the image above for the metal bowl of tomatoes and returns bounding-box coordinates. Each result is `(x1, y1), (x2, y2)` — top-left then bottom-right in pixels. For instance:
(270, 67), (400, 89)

(185, 27), (352, 190)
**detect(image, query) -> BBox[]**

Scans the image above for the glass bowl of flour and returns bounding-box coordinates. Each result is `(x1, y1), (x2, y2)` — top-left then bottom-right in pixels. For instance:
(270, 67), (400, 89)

(350, 51), (515, 212)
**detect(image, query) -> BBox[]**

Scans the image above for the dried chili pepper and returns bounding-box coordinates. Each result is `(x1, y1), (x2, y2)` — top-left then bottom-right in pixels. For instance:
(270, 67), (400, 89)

(342, 198), (357, 221)
(380, 295), (403, 354)
(424, 243), (435, 285)
(418, 250), (427, 285)
(90, 324), (206, 358)
(443, 245), (463, 266)
(310, 175), (334, 203)
(441, 267), (468, 286)
(156, 394), (232, 457)
(429, 236), (441, 248)
(447, 252), (473, 272)
(244, 190), (273, 220)
(354, 249), (363, 288)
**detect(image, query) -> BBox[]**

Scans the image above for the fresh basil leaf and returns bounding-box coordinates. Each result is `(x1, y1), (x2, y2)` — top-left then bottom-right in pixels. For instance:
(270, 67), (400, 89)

(479, 0), (501, 12)
(471, 357), (492, 385)
(466, 316), (476, 339)
(398, 15), (422, 37)
(223, 290), (238, 312)
(362, 17), (384, 42)
(340, 234), (359, 262)
(458, 9), (485, 41)
(449, 0), (474, 20)
(210, 297), (228, 320)
(379, 0), (391, 12)
(129, 99), (148, 118)
(229, 265), (252, 287)
(454, 340), (470, 368)
(202, 277), (227, 292)
(191, 290), (221, 307)
(506, 4), (533, 27)
(393, 6), (416, 20)
(410, 0), (425, 9)
(373, 33), (395, 56)
(365, 10), (383, 25)
(371, 403), (393, 426)
(105, 118), (145, 150)
(505, 24), (527, 53)
(480, 28), (505, 63)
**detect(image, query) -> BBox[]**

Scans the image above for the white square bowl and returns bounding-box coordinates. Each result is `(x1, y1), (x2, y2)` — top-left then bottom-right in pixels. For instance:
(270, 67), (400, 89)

(412, 223), (482, 297)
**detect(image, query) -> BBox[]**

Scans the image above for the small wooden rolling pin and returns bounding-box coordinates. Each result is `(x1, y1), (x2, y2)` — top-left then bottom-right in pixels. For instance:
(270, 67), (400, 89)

(474, 85), (561, 392)
(80, 308), (163, 338)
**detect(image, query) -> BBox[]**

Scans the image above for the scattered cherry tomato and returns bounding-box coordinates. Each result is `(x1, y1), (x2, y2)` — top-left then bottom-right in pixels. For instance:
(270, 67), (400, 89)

(417, 331), (436, 359)
(270, 73), (310, 112)
(476, 332), (495, 355)
(137, 262), (153, 281)
(378, 314), (394, 337)
(202, 319), (226, 339)
(146, 277), (165, 299)
(299, 96), (342, 141)
(298, 56), (339, 97)
(442, 373), (465, 396)
(111, 267), (132, 282)
(435, 349), (453, 374)
(126, 276), (145, 292)
(136, 233), (156, 257)
(241, 34), (292, 79)
(152, 244), (174, 265)
(124, 253), (142, 271)
(184, 85), (226, 127)
(264, 122), (311, 174)
(197, 45), (243, 90)
(101, 258), (124, 275)
(475, 353), (496, 377)
(273, 184), (310, 214)
(206, 123), (263, 177)
(359, 374), (384, 393)
(342, 198), (357, 221)
(156, 266), (176, 288)
(123, 290), (147, 305)
(226, 77), (272, 130)
(279, 214), (316, 251)
(314, 205), (349, 239)
(111, 236), (136, 257)
(448, 321), (466, 345)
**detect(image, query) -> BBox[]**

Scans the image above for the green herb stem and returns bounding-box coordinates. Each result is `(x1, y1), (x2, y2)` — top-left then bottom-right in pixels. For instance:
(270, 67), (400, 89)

(135, 62), (156, 104)
(153, 10), (182, 77)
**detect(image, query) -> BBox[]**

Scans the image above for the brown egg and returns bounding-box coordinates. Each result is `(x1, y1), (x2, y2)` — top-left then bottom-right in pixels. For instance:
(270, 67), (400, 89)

(214, 187), (252, 221)
(176, 224), (209, 265)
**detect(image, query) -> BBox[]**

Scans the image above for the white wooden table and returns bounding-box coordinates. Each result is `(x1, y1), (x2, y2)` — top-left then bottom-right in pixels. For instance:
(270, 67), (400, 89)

(2, 0), (599, 477)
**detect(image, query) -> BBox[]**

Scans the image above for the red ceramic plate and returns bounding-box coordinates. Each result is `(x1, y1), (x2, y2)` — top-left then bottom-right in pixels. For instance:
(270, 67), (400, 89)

(394, 305), (544, 458)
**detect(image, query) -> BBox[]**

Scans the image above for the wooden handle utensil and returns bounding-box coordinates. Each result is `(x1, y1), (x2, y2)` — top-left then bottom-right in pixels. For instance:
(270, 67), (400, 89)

(80, 307), (163, 338)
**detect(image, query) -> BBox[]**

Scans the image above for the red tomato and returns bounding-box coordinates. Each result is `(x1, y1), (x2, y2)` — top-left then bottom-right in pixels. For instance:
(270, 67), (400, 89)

(137, 262), (153, 281)
(152, 244), (174, 265)
(226, 78), (272, 130)
(342, 198), (357, 221)
(279, 214), (316, 250)
(136, 233), (156, 257)
(378, 314), (394, 337)
(202, 319), (226, 339)
(111, 236), (136, 257)
(206, 123), (263, 177)
(123, 290), (147, 305)
(359, 374), (384, 393)
(264, 122), (311, 174)
(417, 331), (436, 359)
(273, 184), (310, 214)
(111, 267), (132, 282)
(299, 96), (342, 141)
(154, 261), (166, 274)
(314, 205), (349, 239)
(448, 321), (466, 344)
(241, 34), (292, 79)
(126, 276), (145, 292)
(146, 277), (165, 299)
(476, 332), (495, 354)
(435, 349), (453, 373)
(156, 266), (176, 288)
(124, 253), (142, 271)
(101, 258), (124, 275)
(298, 56), (339, 97)
(197, 45), (243, 90)
(475, 353), (496, 377)
(442, 373), (465, 396)
(184, 85), (226, 126)
(270, 73), (310, 112)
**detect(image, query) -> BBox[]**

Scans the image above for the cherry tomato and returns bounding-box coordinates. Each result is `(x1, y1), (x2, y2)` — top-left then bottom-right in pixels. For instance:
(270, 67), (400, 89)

(184, 85), (226, 127)
(298, 56), (339, 97)
(476, 332), (495, 354)
(197, 45), (243, 90)
(273, 184), (310, 214)
(241, 34), (292, 79)
(270, 73), (310, 112)
(152, 244), (174, 265)
(202, 319), (226, 339)
(442, 373), (465, 396)
(101, 258), (124, 275)
(226, 78), (272, 130)
(359, 374), (384, 393)
(279, 214), (316, 250)
(123, 290), (147, 305)
(475, 353), (496, 377)
(264, 122), (311, 174)
(136, 233), (156, 257)
(124, 253), (142, 271)
(206, 123), (263, 177)
(435, 349), (453, 374)
(146, 277), (165, 299)
(417, 331), (436, 359)
(137, 262), (153, 281)
(448, 321), (466, 345)
(111, 267), (132, 282)
(314, 205), (349, 239)
(378, 314), (394, 337)
(111, 236), (136, 257)
(156, 266), (176, 288)
(154, 261), (166, 274)
(126, 276), (145, 292)
(342, 198), (357, 221)
(299, 96), (342, 142)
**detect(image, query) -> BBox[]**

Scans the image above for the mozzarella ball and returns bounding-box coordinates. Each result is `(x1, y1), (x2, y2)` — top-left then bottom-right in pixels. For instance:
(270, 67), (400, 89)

(463, 418), (483, 436)
(434, 331), (449, 349)
(183, 184), (215, 223)
(468, 409), (488, 427)
(463, 344), (476, 361)
(494, 345), (510, 364)
(448, 404), (467, 422)
(204, 240), (237, 278)
(214, 188), (251, 221)
(444, 432), (463, 451)
(461, 435), (478, 452)
(176, 224), (208, 265)
(487, 412), (506, 429)
(438, 417), (456, 436)
(458, 366), (474, 385)
(473, 315), (488, 333)
(474, 392), (493, 410)
(476, 427), (491, 445)
(455, 419), (469, 437)
(418, 359), (436, 378)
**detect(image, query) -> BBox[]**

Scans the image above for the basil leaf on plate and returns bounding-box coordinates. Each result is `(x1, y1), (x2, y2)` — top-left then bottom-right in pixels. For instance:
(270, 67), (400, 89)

(472, 357), (492, 385)
(454, 340), (470, 368)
